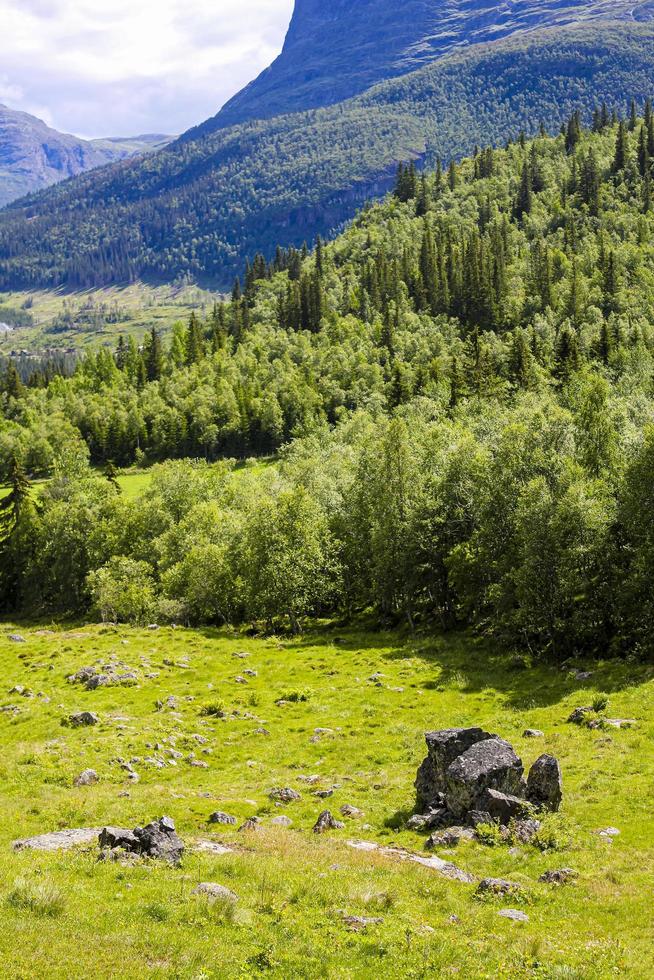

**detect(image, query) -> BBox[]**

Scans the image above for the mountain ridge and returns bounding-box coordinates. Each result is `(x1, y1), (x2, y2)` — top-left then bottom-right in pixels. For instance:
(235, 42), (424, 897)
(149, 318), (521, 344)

(0, 104), (173, 208)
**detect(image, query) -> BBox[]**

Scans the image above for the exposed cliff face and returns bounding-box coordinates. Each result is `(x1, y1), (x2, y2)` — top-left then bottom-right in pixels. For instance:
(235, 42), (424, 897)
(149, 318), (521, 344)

(0, 105), (171, 208)
(193, 0), (650, 137)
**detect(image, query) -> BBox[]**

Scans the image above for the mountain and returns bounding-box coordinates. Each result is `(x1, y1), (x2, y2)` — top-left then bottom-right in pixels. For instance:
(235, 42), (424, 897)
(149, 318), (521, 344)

(1, 3), (654, 290)
(0, 104), (172, 208)
(201, 0), (651, 134)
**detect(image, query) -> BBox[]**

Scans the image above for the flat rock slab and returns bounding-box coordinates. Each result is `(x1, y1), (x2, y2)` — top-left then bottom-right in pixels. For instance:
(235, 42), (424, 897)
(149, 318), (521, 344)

(346, 839), (475, 883)
(193, 840), (235, 856)
(13, 828), (103, 852)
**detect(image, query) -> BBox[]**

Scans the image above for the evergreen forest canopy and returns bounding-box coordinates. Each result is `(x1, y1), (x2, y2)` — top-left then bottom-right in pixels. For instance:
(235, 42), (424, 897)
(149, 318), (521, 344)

(1, 23), (654, 290)
(3, 111), (654, 659)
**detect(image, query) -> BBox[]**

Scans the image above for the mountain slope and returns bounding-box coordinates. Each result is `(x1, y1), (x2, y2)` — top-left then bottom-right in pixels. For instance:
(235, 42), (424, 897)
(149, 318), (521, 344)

(1, 22), (653, 290)
(203, 0), (653, 133)
(0, 104), (172, 207)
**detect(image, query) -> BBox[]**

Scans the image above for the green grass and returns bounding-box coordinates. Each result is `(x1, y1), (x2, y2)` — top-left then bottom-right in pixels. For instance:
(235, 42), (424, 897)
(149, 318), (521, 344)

(0, 622), (651, 977)
(0, 281), (221, 352)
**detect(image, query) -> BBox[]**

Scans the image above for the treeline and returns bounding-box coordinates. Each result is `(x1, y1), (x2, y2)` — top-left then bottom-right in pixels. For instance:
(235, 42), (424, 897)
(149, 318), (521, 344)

(1, 24), (654, 289)
(2, 113), (654, 656)
(2, 112), (654, 474)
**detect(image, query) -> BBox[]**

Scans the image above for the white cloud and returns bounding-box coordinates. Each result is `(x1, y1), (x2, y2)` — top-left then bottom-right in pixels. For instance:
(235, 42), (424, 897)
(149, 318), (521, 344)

(0, 0), (294, 137)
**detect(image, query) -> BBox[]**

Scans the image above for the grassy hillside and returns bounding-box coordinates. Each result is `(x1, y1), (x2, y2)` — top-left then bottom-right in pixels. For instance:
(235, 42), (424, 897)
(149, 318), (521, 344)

(1, 22), (654, 289)
(0, 282), (219, 353)
(0, 622), (651, 977)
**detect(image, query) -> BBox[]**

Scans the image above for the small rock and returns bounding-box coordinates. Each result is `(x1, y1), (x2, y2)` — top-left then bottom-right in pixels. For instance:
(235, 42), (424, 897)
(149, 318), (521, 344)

(208, 812), (237, 826)
(270, 815), (293, 827)
(269, 787), (301, 804)
(567, 706), (593, 725)
(597, 827), (620, 838)
(477, 878), (522, 897)
(314, 789), (334, 799)
(603, 719), (637, 729)
(192, 883), (238, 903)
(523, 729), (544, 738)
(467, 809), (494, 828)
(574, 671), (593, 681)
(498, 909), (529, 922)
(539, 868), (578, 885)
(407, 809), (448, 831)
(480, 788), (530, 825)
(68, 711), (100, 727)
(8, 634), (26, 643)
(313, 810), (344, 834)
(238, 817), (260, 832)
(74, 769), (99, 787)
(340, 805), (364, 818)
(510, 819), (541, 844)
(338, 912), (383, 932)
(426, 828), (472, 849)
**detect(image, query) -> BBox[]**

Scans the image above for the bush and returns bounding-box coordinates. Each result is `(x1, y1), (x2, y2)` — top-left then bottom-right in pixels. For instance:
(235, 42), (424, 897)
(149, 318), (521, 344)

(87, 557), (157, 625)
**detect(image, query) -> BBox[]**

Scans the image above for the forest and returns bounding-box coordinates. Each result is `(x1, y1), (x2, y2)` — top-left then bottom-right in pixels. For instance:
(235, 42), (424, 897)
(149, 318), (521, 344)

(2, 109), (654, 658)
(2, 23), (654, 290)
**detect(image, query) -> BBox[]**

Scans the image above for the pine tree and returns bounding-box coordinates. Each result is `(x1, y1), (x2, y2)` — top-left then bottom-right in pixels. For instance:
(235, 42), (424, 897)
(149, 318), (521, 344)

(448, 161), (457, 192)
(3, 363), (24, 399)
(514, 161), (533, 219)
(612, 120), (628, 174)
(185, 312), (204, 365)
(146, 327), (163, 382)
(0, 456), (32, 610)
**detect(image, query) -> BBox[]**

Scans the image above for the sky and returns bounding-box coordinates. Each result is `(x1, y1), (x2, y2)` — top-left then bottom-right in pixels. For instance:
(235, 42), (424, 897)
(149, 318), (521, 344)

(0, 0), (294, 139)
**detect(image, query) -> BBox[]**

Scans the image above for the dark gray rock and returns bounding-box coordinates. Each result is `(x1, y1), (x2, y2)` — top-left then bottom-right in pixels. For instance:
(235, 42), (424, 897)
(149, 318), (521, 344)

(539, 868), (578, 884)
(208, 811), (237, 826)
(269, 787), (301, 804)
(467, 809), (494, 828)
(406, 808), (448, 831)
(445, 738), (525, 819)
(479, 788), (530, 825)
(68, 711), (99, 727)
(526, 754), (563, 812)
(425, 827), (473, 849)
(74, 769), (99, 787)
(133, 817), (184, 864)
(415, 728), (494, 808)
(510, 819), (541, 844)
(98, 827), (139, 851)
(313, 810), (344, 834)
(568, 706), (593, 725)
(523, 729), (544, 738)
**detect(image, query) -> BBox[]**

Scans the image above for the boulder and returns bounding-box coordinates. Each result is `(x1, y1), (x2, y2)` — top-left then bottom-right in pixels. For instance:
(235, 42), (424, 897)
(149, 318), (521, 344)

(479, 788), (530, 825)
(133, 817), (184, 864)
(526, 754), (562, 812)
(567, 706), (593, 725)
(269, 787), (301, 804)
(406, 809), (448, 831)
(445, 738), (525, 819)
(98, 827), (139, 851)
(415, 728), (494, 808)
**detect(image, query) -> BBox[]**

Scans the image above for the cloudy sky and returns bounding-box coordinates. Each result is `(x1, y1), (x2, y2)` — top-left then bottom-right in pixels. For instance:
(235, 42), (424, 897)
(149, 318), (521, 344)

(0, 0), (294, 138)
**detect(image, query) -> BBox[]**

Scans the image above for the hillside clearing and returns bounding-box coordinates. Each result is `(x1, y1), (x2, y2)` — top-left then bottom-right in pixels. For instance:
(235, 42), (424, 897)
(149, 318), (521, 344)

(0, 623), (651, 977)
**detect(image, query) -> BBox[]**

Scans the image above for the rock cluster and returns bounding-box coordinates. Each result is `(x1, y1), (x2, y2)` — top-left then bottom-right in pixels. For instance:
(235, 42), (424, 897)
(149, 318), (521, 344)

(414, 728), (562, 828)
(98, 816), (184, 864)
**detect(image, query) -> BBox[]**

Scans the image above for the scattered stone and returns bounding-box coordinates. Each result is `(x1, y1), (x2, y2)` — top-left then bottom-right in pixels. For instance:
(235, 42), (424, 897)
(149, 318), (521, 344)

(407, 809), (448, 831)
(340, 805), (364, 818)
(238, 817), (261, 833)
(568, 706), (593, 725)
(477, 878), (522, 897)
(466, 810), (494, 828)
(499, 909), (529, 922)
(74, 769), (99, 787)
(337, 912), (383, 932)
(523, 729), (544, 738)
(597, 827), (620, 838)
(426, 828), (473, 849)
(574, 671), (593, 681)
(270, 815), (293, 827)
(510, 819), (541, 844)
(313, 810), (344, 834)
(8, 634), (25, 643)
(194, 841), (234, 856)
(346, 839), (475, 884)
(244, 669), (258, 677)
(539, 868), (578, 885)
(68, 711), (100, 728)
(526, 755), (563, 812)
(192, 883), (238, 903)
(98, 827), (139, 851)
(208, 812), (237, 826)
(314, 789), (334, 799)
(603, 719), (637, 729)
(13, 828), (102, 852)
(269, 787), (301, 804)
